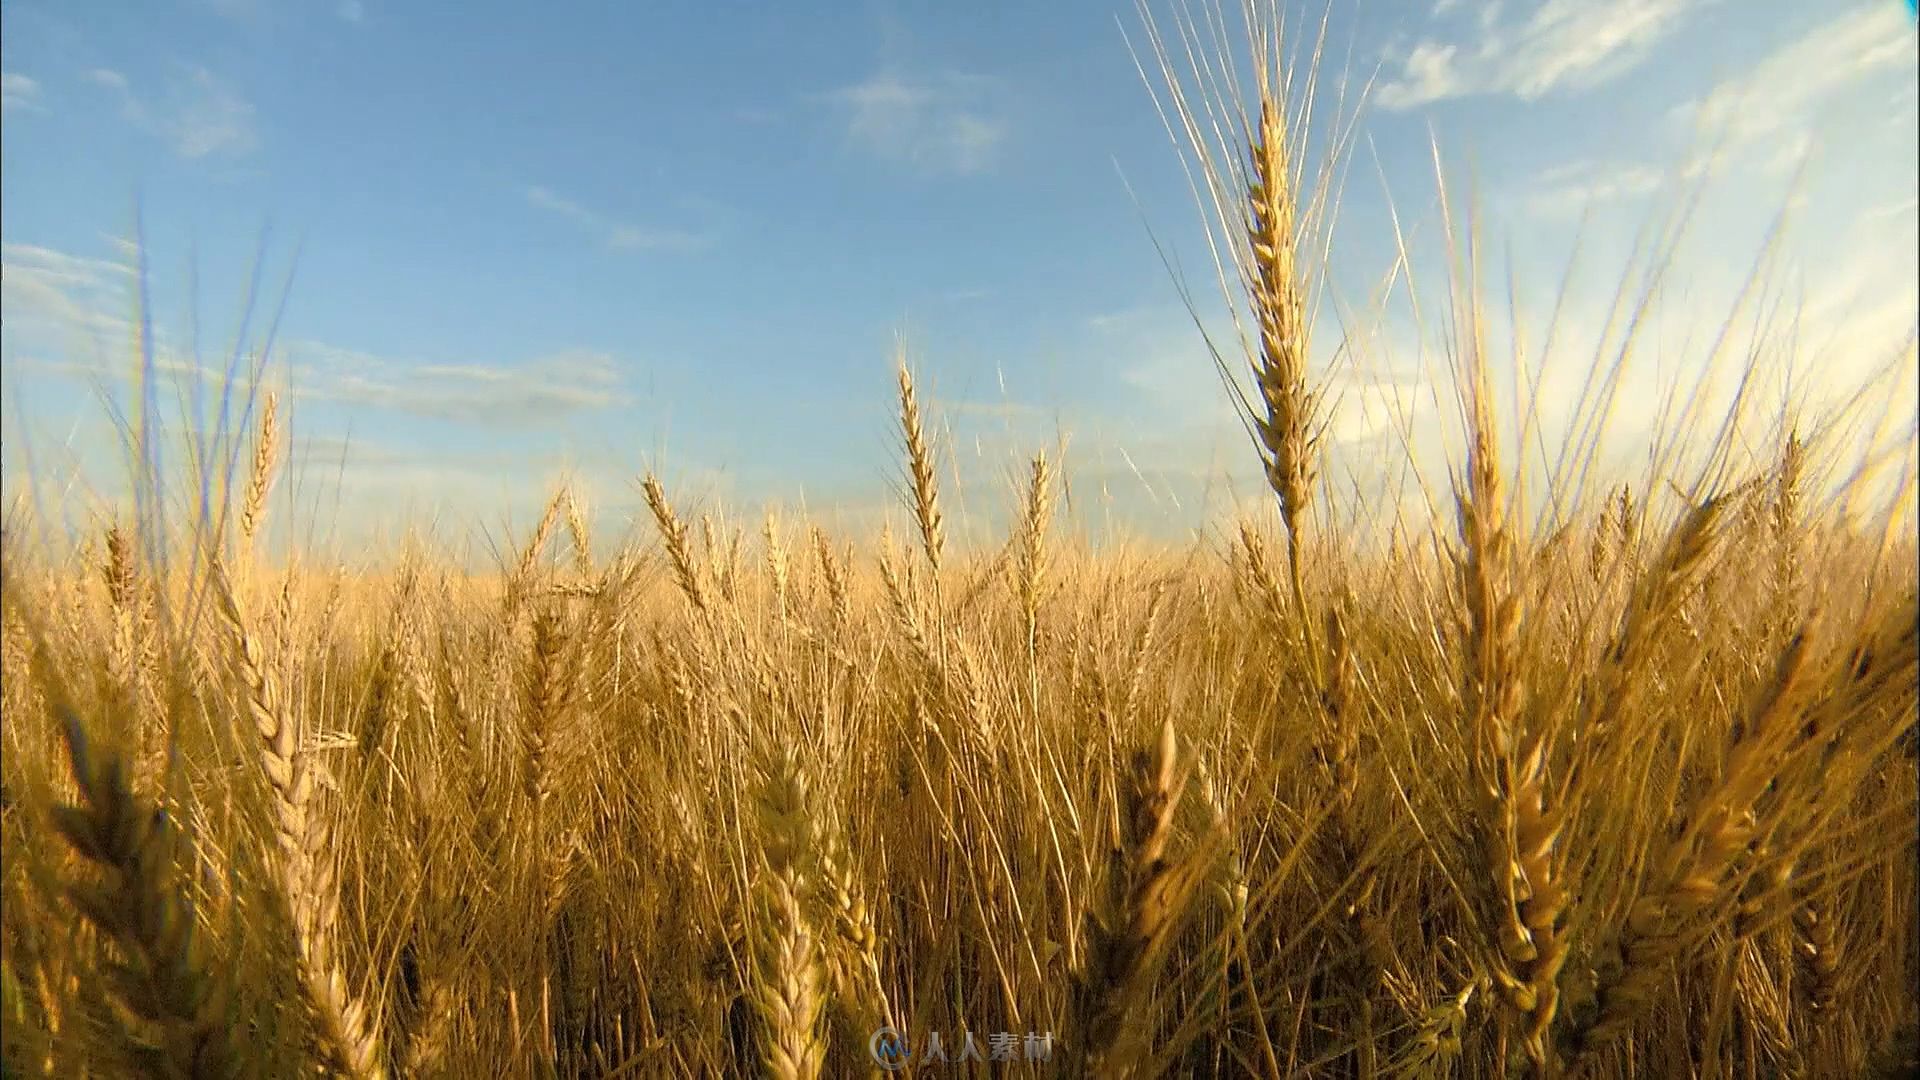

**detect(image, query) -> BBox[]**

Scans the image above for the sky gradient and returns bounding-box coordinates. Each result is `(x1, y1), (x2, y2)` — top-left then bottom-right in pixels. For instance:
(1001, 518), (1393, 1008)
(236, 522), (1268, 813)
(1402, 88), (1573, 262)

(3, 0), (1916, 556)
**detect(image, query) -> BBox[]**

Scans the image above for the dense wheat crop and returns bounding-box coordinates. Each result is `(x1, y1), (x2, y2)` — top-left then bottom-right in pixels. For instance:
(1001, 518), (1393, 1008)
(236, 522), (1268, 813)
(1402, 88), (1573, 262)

(2, 3), (1916, 1078)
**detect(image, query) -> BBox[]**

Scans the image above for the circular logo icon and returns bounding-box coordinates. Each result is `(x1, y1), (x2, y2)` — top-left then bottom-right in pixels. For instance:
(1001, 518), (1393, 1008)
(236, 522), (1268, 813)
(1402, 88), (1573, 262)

(869, 1026), (911, 1071)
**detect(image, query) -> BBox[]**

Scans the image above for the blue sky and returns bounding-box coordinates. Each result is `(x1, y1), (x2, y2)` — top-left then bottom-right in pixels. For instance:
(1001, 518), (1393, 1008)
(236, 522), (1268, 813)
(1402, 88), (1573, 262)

(3, 0), (1916, 554)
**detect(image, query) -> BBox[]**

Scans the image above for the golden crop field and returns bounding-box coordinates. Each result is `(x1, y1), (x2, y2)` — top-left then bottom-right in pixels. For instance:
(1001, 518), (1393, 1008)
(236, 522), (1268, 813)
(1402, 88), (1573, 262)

(2, 3), (1915, 1078)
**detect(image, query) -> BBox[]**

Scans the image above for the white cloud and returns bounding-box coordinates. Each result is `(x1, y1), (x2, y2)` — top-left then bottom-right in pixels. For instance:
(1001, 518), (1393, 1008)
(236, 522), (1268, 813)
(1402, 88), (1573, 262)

(823, 70), (1009, 174)
(2, 72), (41, 112)
(336, 0), (365, 23)
(1378, 0), (1711, 110)
(87, 65), (259, 159)
(525, 185), (710, 252)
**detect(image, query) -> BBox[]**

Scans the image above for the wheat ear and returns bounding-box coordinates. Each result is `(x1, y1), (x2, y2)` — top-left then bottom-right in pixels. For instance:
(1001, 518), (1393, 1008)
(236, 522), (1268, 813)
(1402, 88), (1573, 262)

(1014, 450), (1056, 679)
(562, 486), (592, 580)
(642, 474), (710, 614)
(502, 484), (567, 620)
(238, 390), (278, 554)
(895, 358), (945, 579)
(1454, 357), (1568, 1068)
(101, 524), (165, 792)
(1571, 624), (1817, 1060)
(213, 570), (386, 1079)
(750, 750), (828, 1080)
(1247, 97), (1317, 591)
(50, 708), (246, 1079)
(810, 527), (850, 633)
(1071, 717), (1214, 1077)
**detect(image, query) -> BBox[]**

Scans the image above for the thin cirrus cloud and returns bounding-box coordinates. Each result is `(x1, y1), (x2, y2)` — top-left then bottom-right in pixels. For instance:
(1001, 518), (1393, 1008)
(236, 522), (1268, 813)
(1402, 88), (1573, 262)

(85, 64), (258, 159)
(1377, 0), (1712, 110)
(822, 69), (1009, 174)
(525, 186), (711, 252)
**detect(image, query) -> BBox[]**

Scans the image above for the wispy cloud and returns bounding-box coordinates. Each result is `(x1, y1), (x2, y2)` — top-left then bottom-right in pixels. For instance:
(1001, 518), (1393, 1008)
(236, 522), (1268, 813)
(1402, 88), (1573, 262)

(945, 399), (1046, 422)
(1095, 306), (1243, 429)
(192, 0), (367, 28)
(87, 65), (259, 159)
(525, 185), (710, 252)
(1865, 193), (1920, 222)
(823, 70), (1008, 174)
(1, 241), (634, 428)
(1522, 158), (1669, 218)
(1511, 6), (1915, 219)
(1320, 368), (1438, 450)
(1671, 6), (1915, 161)
(1378, 0), (1710, 110)
(193, 0), (262, 20)
(288, 343), (633, 425)
(2, 72), (42, 112)
(0, 241), (140, 349)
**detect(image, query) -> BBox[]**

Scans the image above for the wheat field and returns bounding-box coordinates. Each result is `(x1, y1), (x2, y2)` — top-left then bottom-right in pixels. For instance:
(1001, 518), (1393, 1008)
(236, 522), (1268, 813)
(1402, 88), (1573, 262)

(2, 3), (1916, 1079)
